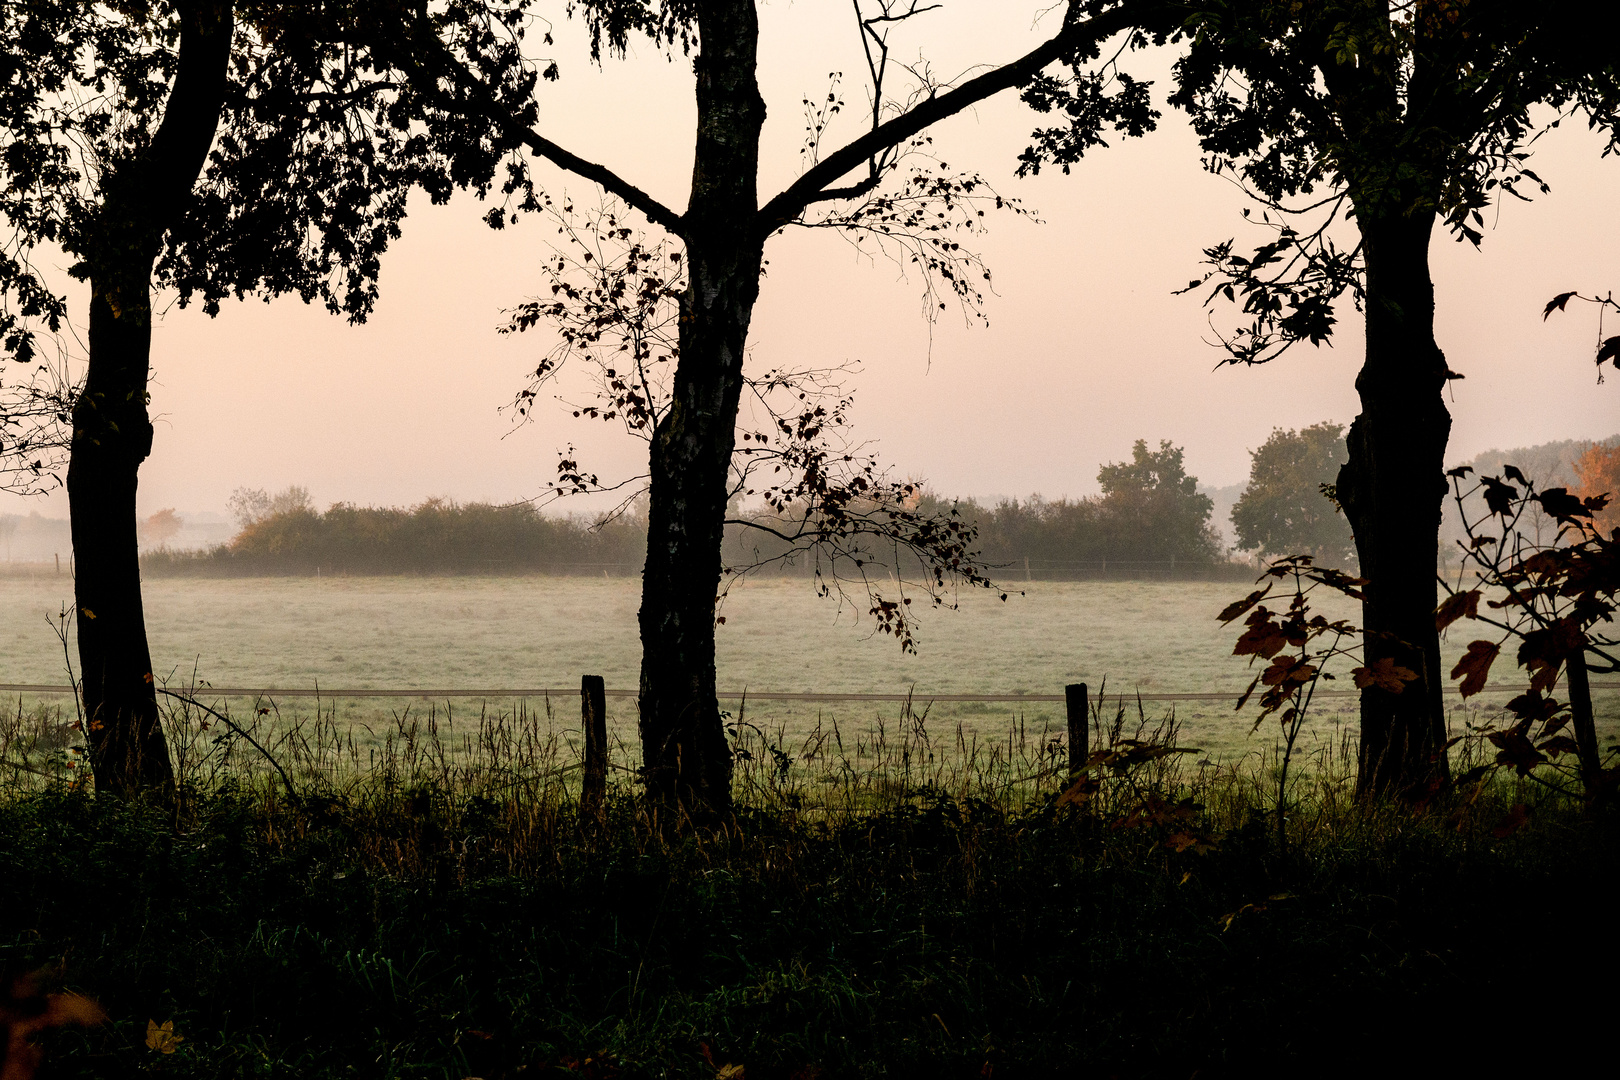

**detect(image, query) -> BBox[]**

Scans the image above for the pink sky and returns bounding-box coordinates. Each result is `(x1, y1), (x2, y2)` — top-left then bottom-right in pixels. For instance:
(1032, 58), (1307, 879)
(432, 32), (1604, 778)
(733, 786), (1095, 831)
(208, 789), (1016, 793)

(6, 3), (1617, 522)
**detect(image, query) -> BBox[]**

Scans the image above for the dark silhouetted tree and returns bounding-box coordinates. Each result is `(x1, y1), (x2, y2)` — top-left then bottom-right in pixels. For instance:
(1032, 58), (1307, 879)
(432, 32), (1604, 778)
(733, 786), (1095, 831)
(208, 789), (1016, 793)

(0, 0), (528, 794)
(371, 0), (1162, 820)
(1232, 422), (1354, 564)
(1102, 0), (1616, 796)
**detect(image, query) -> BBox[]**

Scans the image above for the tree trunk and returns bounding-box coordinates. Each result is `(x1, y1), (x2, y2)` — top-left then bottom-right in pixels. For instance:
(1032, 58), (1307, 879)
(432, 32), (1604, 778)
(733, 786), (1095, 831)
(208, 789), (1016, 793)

(1565, 650), (1602, 801)
(70, 276), (171, 796)
(637, 0), (766, 822)
(68, 0), (234, 797)
(1336, 214), (1453, 798)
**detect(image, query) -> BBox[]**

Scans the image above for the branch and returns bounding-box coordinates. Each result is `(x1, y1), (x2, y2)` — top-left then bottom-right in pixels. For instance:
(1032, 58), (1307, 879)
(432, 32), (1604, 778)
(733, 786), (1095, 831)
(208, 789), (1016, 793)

(381, 16), (684, 236)
(758, 0), (1142, 231)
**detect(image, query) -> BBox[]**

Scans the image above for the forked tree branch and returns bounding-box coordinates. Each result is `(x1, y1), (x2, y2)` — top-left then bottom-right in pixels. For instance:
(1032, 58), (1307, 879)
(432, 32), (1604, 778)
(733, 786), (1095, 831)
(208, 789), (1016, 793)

(758, 0), (1143, 232)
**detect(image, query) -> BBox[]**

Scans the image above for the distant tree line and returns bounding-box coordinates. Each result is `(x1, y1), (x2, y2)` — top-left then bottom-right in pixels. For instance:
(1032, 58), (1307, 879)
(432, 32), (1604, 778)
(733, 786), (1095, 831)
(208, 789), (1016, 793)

(143, 488), (645, 577)
(149, 442), (1235, 579)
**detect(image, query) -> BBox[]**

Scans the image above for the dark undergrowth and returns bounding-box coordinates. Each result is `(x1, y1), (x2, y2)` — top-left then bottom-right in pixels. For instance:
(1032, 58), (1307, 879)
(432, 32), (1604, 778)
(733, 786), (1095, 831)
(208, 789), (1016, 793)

(3, 769), (1615, 1079)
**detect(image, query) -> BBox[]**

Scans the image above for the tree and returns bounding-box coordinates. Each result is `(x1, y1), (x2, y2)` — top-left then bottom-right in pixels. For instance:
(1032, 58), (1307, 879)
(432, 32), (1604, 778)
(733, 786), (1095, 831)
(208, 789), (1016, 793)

(137, 509), (184, 548)
(1231, 422), (1354, 564)
(1573, 443), (1620, 536)
(1124, 0), (1616, 796)
(366, 0), (1162, 820)
(1094, 439), (1222, 562)
(1, 1), (524, 794)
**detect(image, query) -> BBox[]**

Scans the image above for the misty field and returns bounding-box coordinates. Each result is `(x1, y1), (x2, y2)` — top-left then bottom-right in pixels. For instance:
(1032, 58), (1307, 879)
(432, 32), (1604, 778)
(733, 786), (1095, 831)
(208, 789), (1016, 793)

(4, 570), (1613, 764)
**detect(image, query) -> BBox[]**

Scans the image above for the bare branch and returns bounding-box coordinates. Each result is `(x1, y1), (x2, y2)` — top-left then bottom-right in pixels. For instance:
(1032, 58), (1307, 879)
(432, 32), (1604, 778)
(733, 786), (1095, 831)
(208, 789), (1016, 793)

(761, 0), (1141, 231)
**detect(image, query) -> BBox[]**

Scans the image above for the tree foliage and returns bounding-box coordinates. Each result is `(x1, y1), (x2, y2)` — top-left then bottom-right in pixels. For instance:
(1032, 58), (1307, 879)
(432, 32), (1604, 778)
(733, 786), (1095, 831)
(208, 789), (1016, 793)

(1573, 443), (1620, 537)
(1231, 422), (1354, 563)
(1165, 0), (1620, 366)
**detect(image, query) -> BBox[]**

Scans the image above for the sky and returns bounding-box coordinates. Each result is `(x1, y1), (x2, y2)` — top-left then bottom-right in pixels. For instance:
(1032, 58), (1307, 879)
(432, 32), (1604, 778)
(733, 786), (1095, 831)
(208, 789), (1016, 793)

(5, 1), (1619, 524)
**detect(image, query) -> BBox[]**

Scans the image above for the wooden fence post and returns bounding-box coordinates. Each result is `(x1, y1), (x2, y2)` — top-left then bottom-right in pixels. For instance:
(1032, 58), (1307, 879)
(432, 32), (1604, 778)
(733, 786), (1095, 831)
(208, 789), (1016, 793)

(580, 674), (608, 824)
(1065, 682), (1089, 775)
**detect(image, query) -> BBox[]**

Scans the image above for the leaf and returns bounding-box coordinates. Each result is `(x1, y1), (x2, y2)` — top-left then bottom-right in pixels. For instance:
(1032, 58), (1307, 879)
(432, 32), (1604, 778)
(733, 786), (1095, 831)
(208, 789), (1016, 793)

(1451, 641), (1500, 698)
(1488, 729), (1544, 775)
(1537, 735), (1582, 758)
(1435, 590), (1480, 631)
(1352, 657), (1419, 693)
(1234, 675), (1260, 711)
(146, 1018), (183, 1054)
(0, 972), (106, 1080)
(1536, 487), (1590, 525)
(1600, 335), (1620, 369)
(1232, 608), (1289, 659)
(1501, 464), (1529, 487)
(1261, 654), (1316, 689)
(1446, 465), (1474, 479)
(1543, 291), (1576, 319)
(1505, 690), (1564, 725)
(1491, 803), (1530, 838)
(1517, 620), (1584, 692)
(1480, 476), (1519, 517)
(1217, 585), (1271, 624)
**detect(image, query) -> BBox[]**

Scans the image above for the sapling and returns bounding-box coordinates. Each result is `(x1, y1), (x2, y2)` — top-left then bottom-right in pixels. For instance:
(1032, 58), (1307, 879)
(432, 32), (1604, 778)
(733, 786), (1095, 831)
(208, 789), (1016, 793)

(1220, 555), (1417, 847)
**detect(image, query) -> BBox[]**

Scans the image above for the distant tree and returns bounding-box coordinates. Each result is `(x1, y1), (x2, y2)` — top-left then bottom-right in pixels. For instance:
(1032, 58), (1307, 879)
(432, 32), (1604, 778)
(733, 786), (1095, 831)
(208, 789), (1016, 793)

(1231, 423), (1354, 564)
(1095, 439), (1222, 562)
(228, 486), (314, 531)
(137, 509), (184, 548)
(1573, 443), (1620, 536)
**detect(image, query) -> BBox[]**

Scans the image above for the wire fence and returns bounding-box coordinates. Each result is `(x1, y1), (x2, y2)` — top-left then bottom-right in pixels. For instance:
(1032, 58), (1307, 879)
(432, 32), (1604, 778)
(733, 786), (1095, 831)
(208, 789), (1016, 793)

(5, 682), (1612, 703)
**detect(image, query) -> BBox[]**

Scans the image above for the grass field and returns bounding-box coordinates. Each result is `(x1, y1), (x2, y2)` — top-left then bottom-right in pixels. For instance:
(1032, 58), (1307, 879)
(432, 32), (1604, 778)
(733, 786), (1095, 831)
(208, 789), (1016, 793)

(2, 570), (1614, 763)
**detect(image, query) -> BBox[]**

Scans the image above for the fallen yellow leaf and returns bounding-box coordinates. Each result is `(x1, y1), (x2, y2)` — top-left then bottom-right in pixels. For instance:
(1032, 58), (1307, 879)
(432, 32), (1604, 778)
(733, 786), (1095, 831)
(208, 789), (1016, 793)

(145, 1018), (183, 1054)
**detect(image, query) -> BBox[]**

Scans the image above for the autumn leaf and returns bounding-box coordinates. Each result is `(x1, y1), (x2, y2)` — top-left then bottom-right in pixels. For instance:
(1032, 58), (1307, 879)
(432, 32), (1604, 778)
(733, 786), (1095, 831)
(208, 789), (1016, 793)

(1517, 620), (1584, 692)
(146, 1019), (183, 1054)
(1233, 675), (1260, 711)
(1435, 590), (1480, 631)
(1261, 654), (1315, 689)
(1491, 803), (1530, 838)
(1233, 608), (1289, 659)
(1216, 585), (1271, 624)
(1537, 735), (1582, 758)
(1480, 476), (1519, 517)
(1352, 657), (1419, 693)
(1535, 487), (1590, 525)
(1488, 729), (1544, 775)
(1, 972), (106, 1080)
(1451, 640), (1500, 698)
(1505, 689), (1564, 725)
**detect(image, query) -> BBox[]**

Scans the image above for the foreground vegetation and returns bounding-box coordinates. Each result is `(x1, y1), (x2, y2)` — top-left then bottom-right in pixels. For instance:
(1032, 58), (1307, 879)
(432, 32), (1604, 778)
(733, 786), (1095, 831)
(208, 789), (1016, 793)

(2, 694), (1614, 1078)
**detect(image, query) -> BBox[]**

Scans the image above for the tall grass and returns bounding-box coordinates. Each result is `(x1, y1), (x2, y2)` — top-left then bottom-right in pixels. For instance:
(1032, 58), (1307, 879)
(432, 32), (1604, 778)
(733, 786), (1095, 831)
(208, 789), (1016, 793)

(0, 689), (1612, 1077)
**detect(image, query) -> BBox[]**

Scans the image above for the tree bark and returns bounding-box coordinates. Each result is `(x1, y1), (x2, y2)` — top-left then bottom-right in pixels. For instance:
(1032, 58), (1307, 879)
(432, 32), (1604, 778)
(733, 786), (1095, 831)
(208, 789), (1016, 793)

(636, 0), (767, 822)
(1336, 214), (1453, 798)
(69, 0), (234, 797)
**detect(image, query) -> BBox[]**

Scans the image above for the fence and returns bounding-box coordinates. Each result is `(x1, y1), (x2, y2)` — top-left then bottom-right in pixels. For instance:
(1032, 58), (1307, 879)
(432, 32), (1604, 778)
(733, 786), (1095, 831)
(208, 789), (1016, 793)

(5, 682), (1611, 703)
